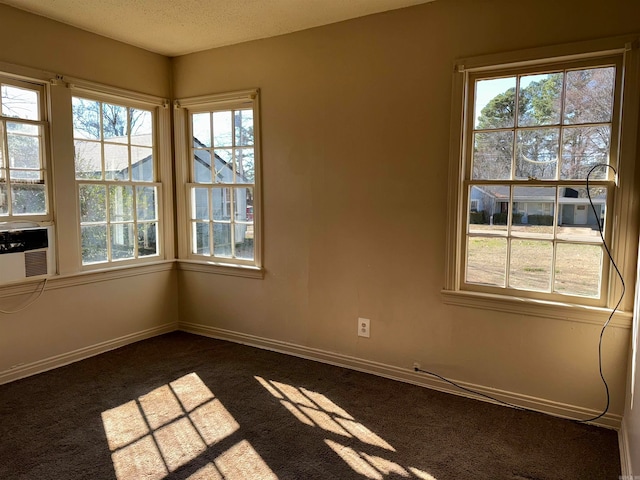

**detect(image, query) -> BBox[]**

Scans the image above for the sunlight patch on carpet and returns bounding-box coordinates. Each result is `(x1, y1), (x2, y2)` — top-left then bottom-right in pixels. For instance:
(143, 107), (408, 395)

(102, 372), (272, 480)
(256, 375), (439, 480)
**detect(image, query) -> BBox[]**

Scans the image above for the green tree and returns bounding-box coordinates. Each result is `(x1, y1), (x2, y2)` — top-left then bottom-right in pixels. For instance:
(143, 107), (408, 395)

(475, 68), (613, 181)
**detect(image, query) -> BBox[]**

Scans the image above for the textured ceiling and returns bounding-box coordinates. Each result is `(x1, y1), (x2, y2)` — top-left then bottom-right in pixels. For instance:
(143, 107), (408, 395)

(0, 0), (435, 57)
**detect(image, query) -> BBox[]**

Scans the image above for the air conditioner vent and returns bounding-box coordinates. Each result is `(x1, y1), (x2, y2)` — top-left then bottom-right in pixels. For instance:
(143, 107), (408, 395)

(25, 250), (48, 277)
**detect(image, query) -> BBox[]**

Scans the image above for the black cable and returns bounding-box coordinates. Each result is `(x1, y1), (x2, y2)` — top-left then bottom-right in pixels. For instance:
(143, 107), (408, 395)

(413, 163), (624, 424)
(577, 163), (624, 423)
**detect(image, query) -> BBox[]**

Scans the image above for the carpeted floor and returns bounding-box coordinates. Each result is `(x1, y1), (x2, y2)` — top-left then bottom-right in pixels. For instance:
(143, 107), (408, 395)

(0, 332), (621, 479)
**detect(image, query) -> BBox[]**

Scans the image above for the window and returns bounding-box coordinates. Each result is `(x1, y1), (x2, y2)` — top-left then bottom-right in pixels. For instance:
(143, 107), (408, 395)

(72, 95), (160, 266)
(0, 77), (49, 220)
(175, 90), (261, 272)
(445, 41), (640, 310)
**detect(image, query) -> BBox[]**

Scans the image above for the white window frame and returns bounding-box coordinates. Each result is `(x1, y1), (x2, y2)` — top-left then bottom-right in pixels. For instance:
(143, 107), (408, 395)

(442, 37), (640, 325)
(174, 89), (263, 278)
(70, 82), (173, 270)
(0, 74), (52, 224)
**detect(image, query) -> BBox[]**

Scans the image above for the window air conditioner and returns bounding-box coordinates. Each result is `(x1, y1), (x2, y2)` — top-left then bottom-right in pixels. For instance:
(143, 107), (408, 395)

(0, 225), (55, 284)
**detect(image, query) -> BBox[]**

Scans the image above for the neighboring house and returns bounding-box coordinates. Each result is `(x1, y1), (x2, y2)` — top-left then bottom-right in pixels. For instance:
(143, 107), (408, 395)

(470, 185), (605, 227)
(75, 136), (252, 256)
(191, 138), (251, 247)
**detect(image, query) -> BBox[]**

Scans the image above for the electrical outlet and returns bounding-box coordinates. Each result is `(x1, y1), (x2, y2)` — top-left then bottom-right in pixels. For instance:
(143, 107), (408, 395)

(358, 317), (370, 338)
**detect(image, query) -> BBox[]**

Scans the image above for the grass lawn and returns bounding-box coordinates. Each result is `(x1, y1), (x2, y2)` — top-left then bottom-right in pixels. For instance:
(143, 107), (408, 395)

(466, 236), (602, 297)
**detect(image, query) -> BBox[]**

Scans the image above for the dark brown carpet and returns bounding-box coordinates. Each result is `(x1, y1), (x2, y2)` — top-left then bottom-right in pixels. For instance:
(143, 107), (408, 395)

(0, 332), (621, 479)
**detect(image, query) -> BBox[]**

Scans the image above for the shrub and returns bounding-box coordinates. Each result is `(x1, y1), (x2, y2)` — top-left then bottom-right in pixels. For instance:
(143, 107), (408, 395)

(527, 214), (553, 226)
(469, 211), (487, 224)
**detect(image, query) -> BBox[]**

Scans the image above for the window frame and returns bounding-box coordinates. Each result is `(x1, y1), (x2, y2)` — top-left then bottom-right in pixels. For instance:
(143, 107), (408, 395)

(174, 89), (263, 277)
(0, 75), (52, 223)
(70, 84), (172, 270)
(443, 37), (640, 320)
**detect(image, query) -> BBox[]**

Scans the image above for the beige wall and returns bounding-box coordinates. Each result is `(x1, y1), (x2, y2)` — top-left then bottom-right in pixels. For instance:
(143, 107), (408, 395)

(0, 0), (638, 434)
(174, 0), (640, 418)
(0, 5), (177, 375)
(0, 4), (170, 97)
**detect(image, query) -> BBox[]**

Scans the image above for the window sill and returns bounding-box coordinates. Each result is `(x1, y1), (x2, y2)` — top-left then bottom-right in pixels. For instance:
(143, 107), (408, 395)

(177, 260), (264, 279)
(0, 260), (175, 299)
(441, 289), (632, 328)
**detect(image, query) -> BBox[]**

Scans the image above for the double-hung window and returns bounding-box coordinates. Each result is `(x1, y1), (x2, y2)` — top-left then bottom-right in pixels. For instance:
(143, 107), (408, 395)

(0, 77), (49, 220)
(72, 94), (161, 266)
(175, 90), (261, 272)
(445, 41), (639, 311)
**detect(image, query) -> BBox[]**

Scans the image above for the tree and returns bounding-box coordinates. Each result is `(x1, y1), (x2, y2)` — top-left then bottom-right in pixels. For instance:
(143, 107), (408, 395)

(474, 68), (614, 181)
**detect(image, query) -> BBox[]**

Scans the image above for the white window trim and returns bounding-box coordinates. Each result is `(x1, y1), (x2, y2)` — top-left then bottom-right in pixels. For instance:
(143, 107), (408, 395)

(174, 89), (263, 277)
(69, 83), (174, 270)
(443, 36), (640, 323)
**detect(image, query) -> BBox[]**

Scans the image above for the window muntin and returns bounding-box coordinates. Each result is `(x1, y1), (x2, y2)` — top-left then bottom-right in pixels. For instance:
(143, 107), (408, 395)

(0, 79), (48, 218)
(463, 58), (619, 301)
(73, 96), (159, 265)
(188, 105), (257, 264)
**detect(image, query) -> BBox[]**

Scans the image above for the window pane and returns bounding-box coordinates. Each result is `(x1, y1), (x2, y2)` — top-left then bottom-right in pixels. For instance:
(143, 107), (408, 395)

(560, 126), (610, 180)
(102, 103), (128, 143)
(213, 223), (232, 257)
(235, 224), (254, 260)
(234, 187), (252, 222)
(512, 186), (555, 236)
(11, 184), (45, 215)
(193, 149), (212, 183)
(234, 109), (254, 146)
(212, 187), (231, 221)
(130, 109), (153, 146)
(517, 73), (563, 127)
(109, 185), (133, 222)
(72, 97), (100, 140)
(7, 132), (40, 169)
(235, 148), (254, 183)
(557, 186), (606, 240)
(213, 111), (233, 147)
(214, 149), (233, 183)
(1, 85), (39, 120)
(192, 113), (211, 148)
(131, 146), (154, 182)
(472, 131), (513, 180)
(10, 169), (41, 181)
(468, 185), (509, 233)
(466, 237), (507, 286)
(0, 123), (4, 168)
(564, 67), (615, 125)
(74, 140), (102, 179)
(509, 239), (552, 291)
(79, 184), (107, 222)
(104, 143), (129, 180)
(554, 243), (602, 297)
(515, 128), (559, 180)
(474, 77), (516, 129)
(82, 225), (108, 264)
(136, 186), (157, 221)
(193, 222), (210, 255)
(192, 188), (209, 220)
(110, 223), (135, 260)
(0, 184), (7, 215)
(138, 222), (157, 257)
(6, 121), (38, 135)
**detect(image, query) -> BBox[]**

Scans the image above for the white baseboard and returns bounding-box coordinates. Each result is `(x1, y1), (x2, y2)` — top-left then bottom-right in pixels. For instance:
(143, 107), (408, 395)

(0, 322), (178, 385)
(180, 321), (622, 429)
(619, 420), (633, 477)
